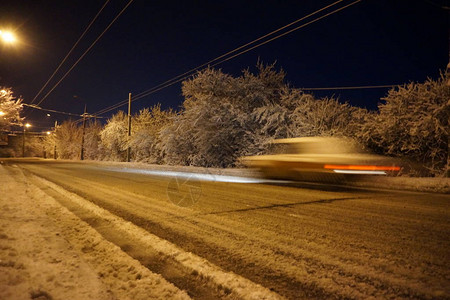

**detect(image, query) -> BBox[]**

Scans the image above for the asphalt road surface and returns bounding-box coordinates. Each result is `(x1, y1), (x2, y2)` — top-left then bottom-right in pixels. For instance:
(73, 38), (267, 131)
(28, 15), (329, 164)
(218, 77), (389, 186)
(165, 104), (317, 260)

(3, 159), (449, 299)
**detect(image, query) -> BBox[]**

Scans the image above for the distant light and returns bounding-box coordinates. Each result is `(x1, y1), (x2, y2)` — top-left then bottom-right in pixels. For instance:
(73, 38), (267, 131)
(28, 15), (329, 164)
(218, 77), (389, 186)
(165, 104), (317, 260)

(25, 123), (31, 128)
(47, 113), (51, 117)
(0, 89), (7, 96)
(0, 111), (5, 116)
(46, 131), (51, 135)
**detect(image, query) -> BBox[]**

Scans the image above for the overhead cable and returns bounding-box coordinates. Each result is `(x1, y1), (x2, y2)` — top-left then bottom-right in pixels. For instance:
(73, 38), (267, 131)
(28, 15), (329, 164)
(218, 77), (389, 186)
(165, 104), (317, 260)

(132, 0), (348, 100)
(30, 0), (111, 105)
(35, 0), (134, 107)
(301, 84), (399, 90)
(23, 103), (103, 118)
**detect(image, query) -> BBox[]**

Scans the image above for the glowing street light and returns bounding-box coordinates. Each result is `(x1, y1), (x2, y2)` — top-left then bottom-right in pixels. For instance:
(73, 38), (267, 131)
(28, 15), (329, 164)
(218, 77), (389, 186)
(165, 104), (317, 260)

(0, 30), (17, 44)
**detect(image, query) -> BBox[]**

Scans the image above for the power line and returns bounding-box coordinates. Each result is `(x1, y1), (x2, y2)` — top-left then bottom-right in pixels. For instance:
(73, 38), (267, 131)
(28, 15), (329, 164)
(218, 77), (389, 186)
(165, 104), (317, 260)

(93, 0), (362, 116)
(132, 1), (357, 102)
(30, 0), (110, 105)
(208, 0), (362, 68)
(132, 0), (348, 100)
(23, 103), (103, 118)
(35, 0), (134, 107)
(301, 84), (399, 91)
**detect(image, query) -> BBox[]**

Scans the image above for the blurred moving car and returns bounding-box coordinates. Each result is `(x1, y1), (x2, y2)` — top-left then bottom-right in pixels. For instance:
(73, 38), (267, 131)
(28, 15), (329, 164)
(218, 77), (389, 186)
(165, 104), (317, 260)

(240, 137), (401, 182)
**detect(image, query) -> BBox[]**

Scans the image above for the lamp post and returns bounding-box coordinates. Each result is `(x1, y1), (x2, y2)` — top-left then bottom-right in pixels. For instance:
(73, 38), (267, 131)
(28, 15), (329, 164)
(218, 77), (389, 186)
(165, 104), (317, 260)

(22, 123), (31, 157)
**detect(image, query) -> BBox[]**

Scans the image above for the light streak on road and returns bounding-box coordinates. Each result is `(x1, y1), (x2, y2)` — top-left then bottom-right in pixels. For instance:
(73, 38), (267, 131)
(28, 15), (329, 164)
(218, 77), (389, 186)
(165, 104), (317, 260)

(106, 167), (285, 184)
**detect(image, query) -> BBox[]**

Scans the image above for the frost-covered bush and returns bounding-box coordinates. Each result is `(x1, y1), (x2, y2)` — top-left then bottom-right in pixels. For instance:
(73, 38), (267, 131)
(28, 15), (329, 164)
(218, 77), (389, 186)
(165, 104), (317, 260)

(365, 74), (449, 176)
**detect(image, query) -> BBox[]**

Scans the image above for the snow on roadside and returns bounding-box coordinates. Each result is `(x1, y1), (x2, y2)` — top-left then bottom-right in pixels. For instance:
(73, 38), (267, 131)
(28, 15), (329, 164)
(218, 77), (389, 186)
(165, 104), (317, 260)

(0, 165), (190, 300)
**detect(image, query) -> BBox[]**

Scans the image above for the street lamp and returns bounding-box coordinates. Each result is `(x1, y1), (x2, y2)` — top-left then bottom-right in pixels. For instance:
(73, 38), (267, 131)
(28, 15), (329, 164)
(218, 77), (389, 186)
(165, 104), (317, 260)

(0, 30), (17, 44)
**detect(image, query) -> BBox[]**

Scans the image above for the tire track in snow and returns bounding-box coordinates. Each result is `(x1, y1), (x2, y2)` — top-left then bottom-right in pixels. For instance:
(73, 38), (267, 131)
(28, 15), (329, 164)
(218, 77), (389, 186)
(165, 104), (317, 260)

(24, 168), (284, 300)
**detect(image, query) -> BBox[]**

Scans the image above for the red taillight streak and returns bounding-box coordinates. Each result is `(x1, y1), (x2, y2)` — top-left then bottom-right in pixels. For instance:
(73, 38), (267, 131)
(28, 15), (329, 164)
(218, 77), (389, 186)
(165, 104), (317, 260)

(323, 164), (400, 171)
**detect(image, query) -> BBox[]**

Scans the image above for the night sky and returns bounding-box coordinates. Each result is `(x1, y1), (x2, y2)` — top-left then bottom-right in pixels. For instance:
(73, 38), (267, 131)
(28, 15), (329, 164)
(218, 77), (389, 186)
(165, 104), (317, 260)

(0, 0), (448, 132)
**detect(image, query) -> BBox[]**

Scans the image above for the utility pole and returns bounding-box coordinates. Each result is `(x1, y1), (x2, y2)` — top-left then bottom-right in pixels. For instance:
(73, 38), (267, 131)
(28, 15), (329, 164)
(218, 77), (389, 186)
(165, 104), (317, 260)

(54, 120), (57, 159)
(127, 92), (132, 162)
(80, 104), (87, 160)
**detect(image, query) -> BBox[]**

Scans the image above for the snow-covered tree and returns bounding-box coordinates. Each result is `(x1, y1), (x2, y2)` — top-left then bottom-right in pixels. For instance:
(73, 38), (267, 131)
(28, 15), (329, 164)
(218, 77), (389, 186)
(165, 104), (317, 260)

(100, 111), (128, 161)
(236, 63), (292, 157)
(160, 62), (295, 167)
(54, 121), (82, 159)
(128, 104), (175, 163)
(290, 94), (367, 139)
(365, 74), (450, 176)
(159, 112), (197, 166)
(0, 87), (22, 131)
(160, 68), (238, 166)
(83, 119), (103, 160)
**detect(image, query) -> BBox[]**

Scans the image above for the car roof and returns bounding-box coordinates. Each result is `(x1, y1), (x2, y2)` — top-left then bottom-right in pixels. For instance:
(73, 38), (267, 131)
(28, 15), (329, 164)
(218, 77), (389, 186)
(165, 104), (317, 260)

(272, 137), (345, 144)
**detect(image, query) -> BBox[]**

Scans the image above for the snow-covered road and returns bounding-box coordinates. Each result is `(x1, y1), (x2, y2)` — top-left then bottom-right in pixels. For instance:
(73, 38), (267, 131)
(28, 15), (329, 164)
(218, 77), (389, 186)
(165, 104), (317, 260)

(1, 159), (449, 299)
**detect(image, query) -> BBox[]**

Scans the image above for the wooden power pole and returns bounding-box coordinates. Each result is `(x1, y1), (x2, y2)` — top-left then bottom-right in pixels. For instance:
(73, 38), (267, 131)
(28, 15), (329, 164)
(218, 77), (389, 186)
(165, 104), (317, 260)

(127, 93), (132, 162)
(80, 104), (87, 160)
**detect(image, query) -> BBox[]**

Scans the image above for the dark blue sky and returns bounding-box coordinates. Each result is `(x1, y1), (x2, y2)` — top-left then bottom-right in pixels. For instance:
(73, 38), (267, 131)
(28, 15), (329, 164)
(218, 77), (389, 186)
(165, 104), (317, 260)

(0, 0), (448, 132)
